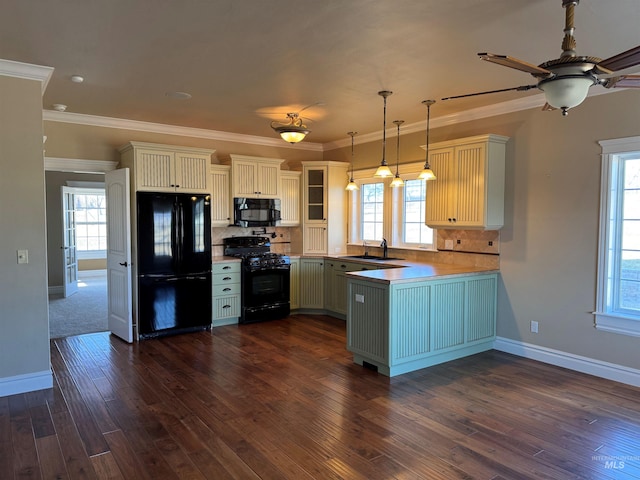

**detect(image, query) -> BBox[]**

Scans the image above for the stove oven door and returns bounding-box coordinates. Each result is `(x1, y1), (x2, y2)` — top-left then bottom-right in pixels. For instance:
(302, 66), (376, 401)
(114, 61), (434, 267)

(242, 266), (290, 323)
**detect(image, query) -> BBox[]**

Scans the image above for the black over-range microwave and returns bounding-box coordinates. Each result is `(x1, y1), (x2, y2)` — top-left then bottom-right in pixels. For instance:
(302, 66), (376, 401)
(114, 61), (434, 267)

(233, 197), (281, 227)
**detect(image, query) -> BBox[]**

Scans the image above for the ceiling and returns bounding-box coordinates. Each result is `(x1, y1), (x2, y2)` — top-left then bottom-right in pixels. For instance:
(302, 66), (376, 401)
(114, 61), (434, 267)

(2, 0), (639, 146)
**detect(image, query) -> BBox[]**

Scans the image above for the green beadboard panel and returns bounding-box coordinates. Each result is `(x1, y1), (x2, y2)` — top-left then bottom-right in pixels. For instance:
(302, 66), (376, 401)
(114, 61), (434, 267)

(466, 276), (497, 342)
(431, 280), (466, 351)
(348, 281), (388, 363)
(390, 284), (431, 362)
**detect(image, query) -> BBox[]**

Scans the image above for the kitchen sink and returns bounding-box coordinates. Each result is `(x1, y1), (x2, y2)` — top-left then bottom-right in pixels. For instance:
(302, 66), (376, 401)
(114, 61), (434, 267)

(344, 255), (402, 261)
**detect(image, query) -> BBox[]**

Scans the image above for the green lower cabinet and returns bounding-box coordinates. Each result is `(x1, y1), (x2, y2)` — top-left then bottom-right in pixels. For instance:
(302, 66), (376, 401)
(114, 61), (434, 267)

(347, 273), (497, 376)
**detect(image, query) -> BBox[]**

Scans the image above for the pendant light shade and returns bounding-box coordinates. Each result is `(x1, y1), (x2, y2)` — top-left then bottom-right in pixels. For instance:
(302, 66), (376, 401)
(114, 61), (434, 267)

(374, 91), (394, 177)
(389, 120), (404, 188)
(418, 99), (437, 181)
(346, 131), (359, 191)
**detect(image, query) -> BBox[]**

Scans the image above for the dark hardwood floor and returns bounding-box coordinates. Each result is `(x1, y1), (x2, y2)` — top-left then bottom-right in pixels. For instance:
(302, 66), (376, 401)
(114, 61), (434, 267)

(2, 314), (640, 479)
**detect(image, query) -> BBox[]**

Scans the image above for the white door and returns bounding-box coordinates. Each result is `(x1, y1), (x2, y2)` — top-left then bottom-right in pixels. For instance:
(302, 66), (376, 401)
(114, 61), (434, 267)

(106, 169), (133, 342)
(61, 186), (79, 297)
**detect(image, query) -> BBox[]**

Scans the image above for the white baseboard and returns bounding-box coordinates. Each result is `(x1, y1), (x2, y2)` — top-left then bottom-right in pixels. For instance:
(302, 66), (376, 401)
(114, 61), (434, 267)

(493, 337), (640, 388)
(0, 369), (53, 397)
(48, 285), (63, 295)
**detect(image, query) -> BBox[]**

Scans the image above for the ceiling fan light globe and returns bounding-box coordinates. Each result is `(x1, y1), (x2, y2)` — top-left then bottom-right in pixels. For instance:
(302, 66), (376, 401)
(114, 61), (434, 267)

(272, 124), (310, 143)
(538, 75), (596, 110)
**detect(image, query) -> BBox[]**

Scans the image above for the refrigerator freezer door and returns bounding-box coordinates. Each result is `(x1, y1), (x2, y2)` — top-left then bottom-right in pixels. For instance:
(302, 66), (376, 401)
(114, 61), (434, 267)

(138, 273), (212, 337)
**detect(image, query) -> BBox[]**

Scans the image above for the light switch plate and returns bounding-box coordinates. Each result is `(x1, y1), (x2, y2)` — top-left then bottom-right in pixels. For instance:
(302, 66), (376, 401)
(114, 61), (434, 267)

(17, 249), (29, 264)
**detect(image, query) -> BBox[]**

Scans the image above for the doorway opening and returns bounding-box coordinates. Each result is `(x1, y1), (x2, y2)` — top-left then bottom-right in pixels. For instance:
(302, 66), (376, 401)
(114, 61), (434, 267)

(45, 169), (111, 338)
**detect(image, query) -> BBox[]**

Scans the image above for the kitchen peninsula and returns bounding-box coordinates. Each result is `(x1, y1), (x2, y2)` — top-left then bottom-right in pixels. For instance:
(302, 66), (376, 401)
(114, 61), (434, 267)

(343, 258), (498, 377)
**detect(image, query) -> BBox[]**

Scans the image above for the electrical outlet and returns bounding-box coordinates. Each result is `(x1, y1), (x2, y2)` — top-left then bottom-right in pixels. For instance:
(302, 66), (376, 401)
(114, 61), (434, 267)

(530, 320), (539, 333)
(444, 239), (454, 250)
(355, 294), (365, 303)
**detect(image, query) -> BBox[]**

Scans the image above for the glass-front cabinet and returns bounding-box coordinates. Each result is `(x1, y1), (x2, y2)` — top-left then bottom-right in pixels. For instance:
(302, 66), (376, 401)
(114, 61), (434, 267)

(301, 161), (348, 255)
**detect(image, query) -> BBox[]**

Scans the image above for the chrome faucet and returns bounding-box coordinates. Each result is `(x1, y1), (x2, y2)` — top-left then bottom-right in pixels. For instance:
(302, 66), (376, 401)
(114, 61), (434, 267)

(381, 238), (388, 258)
(363, 240), (369, 257)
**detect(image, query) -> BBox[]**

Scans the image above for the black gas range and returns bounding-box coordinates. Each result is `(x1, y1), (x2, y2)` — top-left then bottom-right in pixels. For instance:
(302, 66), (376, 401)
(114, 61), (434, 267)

(223, 236), (290, 323)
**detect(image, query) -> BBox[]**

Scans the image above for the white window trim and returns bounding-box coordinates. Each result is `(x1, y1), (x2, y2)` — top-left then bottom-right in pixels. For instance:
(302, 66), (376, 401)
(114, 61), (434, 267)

(595, 136), (640, 337)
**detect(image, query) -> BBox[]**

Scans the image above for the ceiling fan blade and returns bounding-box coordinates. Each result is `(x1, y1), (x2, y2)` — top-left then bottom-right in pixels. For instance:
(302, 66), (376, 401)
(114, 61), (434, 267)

(604, 74), (640, 89)
(598, 45), (640, 72)
(478, 53), (553, 78)
(442, 84), (537, 101)
(541, 103), (557, 111)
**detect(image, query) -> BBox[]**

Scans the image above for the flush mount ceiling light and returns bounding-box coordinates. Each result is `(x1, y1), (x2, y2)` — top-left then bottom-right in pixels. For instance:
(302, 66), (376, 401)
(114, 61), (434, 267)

(374, 90), (394, 177)
(345, 131), (359, 191)
(389, 120), (405, 188)
(52, 103), (67, 112)
(70, 75), (84, 83)
(418, 100), (437, 181)
(271, 112), (310, 144)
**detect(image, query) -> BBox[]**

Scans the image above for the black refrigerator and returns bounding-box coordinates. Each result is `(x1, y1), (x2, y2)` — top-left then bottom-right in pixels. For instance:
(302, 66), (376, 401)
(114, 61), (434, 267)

(137, 192), (212, 338)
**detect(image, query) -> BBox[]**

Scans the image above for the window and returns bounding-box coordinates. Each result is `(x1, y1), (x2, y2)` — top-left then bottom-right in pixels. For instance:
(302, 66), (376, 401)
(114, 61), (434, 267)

(349, 166), (435, 250)
(74, 190), (107, 258)
(595, 137), (640, 336)
(361, 182), (385, 242)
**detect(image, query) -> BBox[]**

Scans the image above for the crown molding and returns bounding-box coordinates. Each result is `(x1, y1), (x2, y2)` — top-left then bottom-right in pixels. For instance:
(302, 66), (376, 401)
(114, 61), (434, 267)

(45, 157), (118, 173)
(0, 59), (54, 94)
(323, 88), (616, 150)
(41, 86), (618, 152)
(42, 110), (324, 152)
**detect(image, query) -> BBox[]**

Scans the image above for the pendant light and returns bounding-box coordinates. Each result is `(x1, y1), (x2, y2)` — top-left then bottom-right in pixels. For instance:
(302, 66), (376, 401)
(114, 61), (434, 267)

(418, 99), (437, 181)
(345, 131), (359, 191)
(374, 90), (394, 177)
(389, 120), (404, 188)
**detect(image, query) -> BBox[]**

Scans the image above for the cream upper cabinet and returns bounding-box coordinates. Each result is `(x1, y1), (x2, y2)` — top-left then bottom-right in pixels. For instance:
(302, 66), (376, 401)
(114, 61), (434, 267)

(302, 161), (348, 255)
(280, 170), (301, 226)
(425, 134), (509, 230)
(119, 142), (213, 194)
(230, 155), (283, 198)
(210, 165), (231, 227)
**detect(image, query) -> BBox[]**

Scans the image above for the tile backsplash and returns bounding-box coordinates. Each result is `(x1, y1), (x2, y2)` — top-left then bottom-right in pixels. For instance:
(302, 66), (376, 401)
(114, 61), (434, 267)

(346, 229), (500, 269)
(214, 226), (500, 269)
(212, 226), (292, 256)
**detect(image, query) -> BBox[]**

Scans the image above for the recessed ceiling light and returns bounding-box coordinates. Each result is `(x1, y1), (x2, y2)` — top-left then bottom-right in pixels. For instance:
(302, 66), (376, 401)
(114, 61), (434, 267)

(70, 75), (84, 83)
(166, 91), (192, 100)
(52, 104), (67, 112)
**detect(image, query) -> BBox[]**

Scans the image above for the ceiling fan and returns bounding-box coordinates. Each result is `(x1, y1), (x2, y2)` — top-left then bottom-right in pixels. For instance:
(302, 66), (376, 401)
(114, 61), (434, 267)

(442, 0), (640, 115)
(262, 102), (325, 143)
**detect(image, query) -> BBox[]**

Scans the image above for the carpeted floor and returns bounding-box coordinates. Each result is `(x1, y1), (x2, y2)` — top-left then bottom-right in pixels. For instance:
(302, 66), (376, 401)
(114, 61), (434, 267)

(48, 271), (108, 338)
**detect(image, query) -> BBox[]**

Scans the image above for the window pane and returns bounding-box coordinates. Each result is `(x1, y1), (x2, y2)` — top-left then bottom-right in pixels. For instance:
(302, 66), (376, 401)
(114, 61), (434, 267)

(623, 190), (640, 220)
(402, 179), (433, 246)
(74, 192), (107, 254)
(361, 182), (384, 241)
